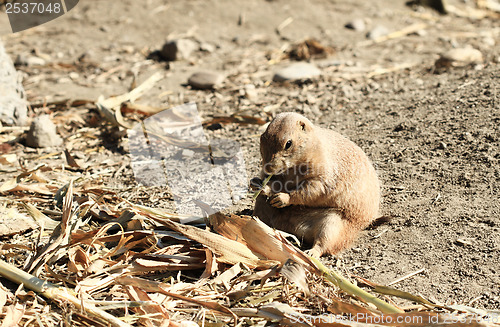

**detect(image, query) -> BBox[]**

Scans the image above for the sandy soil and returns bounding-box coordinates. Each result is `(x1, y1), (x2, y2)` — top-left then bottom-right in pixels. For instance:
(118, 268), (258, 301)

(1, 0), (499, 311)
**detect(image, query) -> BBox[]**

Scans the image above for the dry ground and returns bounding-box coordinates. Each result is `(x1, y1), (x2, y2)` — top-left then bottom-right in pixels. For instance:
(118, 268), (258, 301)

(0, 0), (499, 314)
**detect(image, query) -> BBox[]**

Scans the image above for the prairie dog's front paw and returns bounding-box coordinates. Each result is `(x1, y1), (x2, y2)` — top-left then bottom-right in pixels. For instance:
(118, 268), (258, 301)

(259, 184), (272, 196)
(269, 192), (290, 208)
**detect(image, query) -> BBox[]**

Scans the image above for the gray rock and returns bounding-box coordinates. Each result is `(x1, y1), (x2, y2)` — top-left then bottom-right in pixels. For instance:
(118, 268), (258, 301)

(188, 71), (225, 89)
(26, 115), (63, 148)
(161, 39), (198, 61)
(366, 25), (389, 40)
(273, 62), (321, 82)
(345, 18), (365, 31)
(0, 40), (28, 126)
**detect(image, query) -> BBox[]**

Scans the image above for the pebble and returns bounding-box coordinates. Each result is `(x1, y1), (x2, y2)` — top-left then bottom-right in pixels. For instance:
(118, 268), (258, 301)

(15, 53), (46, 66)
(161, 39), (198, 61)
(414, 29), (427, 37)
(69, 72), (79, 80)
(273, 62), (321, 82)
(366, 25), (389, 40)
(243, 84), (258, 100)
(345, 18), (365, 31)
(26, 115), (63, 148)
(435, 47), (483, 68)
(182, 149), (195, 157)
(482, 37), (495, 47)
(188, 71), (225, 89)
(199, 42), (216, 53)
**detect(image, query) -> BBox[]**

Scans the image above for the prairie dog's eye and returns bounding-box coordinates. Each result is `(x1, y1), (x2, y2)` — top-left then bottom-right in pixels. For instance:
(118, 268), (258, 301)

(284, 140), (292, 150)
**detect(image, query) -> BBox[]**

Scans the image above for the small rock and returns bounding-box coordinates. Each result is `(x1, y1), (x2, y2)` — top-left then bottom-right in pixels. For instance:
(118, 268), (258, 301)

(435, 47), (483, 69)
(345, 18), (365, 31)
(188, 71), (225, 89)
(182, 149), (195, 157)
(482, 37), (495, 47)
(462, 132), (474, 142)
(243, 84), (258, 100)
(366, 25), (389, 40)
(273, 62), (321, 82)
(15, 53), (46, 66)
(69, 72), (79, 80)
(414, 29), (427, 37)
(199, 42), (216, 53)
(26, 115), (63, 148)
(161, 39), (198, 61)
(455, 238), (473, 247)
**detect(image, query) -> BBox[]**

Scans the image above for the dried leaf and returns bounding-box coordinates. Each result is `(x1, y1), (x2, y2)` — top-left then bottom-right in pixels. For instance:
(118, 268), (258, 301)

(209, 213), (310, 266)
(96, 72), (163, 128)
(355, 275), (435, 307)
(64, 149), (81, 168)
(124, 285), (170, 327)
(117, 276), (238, 323)
(327, 296), (376, 316)
(200, 248), (218, 279)
(0, 285), (9, 311)
(23, 202), (59, 230)
(280, 260), (310, 295)
(68, 246), (91, 275)
(1, 303), (25, 327)
(26, 180), (76, 274)
(149, 216), (277, 269)
(0, 153), (16, 165)
(286, 38), (335, 61)
(133, 258), (205, 272)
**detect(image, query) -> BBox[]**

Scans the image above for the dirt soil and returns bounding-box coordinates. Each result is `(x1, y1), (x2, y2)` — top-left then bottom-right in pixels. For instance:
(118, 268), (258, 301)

(1, 0), (499, 312)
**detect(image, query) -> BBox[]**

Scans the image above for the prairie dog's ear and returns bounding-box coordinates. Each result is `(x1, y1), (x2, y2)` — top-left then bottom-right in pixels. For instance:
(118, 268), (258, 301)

(298, 120), (307, 131)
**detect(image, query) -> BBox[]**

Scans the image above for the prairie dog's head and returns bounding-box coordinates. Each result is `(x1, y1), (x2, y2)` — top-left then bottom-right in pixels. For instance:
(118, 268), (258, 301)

(260, 112), (315, 175)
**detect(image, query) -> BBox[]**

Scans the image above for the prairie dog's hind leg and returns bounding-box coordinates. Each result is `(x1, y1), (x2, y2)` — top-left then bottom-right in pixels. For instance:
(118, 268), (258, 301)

(253, 200), (355, 257)
(303, 210), (355, 257)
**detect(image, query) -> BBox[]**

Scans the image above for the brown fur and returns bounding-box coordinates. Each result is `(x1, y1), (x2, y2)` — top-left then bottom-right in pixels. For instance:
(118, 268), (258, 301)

(252, 112), (380, 256)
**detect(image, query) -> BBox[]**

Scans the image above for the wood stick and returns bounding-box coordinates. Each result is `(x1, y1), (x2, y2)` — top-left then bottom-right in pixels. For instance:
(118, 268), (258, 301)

(359, 23), (427, 46)
(387, 268), (426, 286)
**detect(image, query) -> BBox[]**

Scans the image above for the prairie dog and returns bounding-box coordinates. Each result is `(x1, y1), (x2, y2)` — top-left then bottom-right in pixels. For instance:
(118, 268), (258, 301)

(252, 112), (380, 257)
